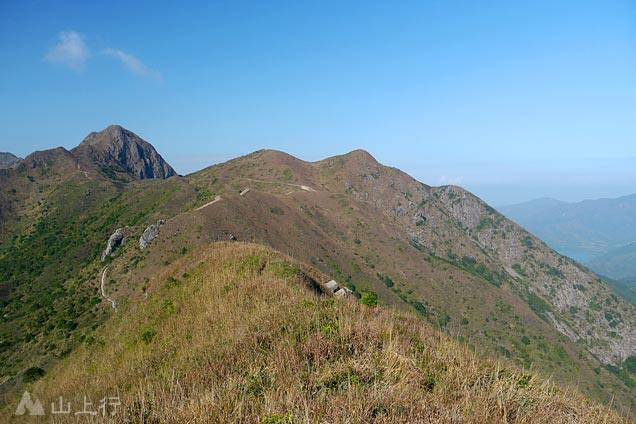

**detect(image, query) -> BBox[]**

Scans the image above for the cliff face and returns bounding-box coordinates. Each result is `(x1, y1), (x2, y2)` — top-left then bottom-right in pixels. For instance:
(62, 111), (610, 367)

(72, 125), (177, 180)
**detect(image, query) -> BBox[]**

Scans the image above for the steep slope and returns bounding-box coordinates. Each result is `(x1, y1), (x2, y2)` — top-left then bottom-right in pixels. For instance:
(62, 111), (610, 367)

(0, 153), (20, 170)
(71, 125), (177, 180)
(14, 243), (625, 423)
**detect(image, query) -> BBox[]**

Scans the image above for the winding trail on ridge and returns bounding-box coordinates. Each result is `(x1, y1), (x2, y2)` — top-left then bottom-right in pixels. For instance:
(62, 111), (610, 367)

(195, 195), (223, 211)
(100, 266), (117, 310)
(193, 177), (316, 211)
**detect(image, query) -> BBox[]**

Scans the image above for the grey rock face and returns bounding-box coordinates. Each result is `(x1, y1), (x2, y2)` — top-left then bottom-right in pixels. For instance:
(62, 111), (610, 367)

(0, 152), (22, 169)
(101, 228), (126, 261)
(72, 125), (177, 180)
(140, 219), (165, 250)
(431, 185), (636, 365)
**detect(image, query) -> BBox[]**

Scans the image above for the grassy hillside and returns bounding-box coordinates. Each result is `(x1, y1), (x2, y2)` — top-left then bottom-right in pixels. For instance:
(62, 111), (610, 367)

(180, 149), (636, 411)
(3, 136), (636, 416)
(7, 243), (625, 423)
(0, 166), (194, 394)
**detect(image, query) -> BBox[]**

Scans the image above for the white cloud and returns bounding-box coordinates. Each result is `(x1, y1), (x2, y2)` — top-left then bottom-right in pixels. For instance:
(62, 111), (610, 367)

(101, 48), (161, 79)
(45, 31), (90, 71)
(439, 175), (465, 186)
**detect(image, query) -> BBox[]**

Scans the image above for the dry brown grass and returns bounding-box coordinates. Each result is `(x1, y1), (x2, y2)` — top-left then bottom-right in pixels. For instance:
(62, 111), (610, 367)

(11, 243), (628, 423)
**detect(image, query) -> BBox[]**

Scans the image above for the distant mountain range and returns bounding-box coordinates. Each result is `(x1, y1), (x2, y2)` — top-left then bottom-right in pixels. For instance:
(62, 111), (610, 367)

(499, 195), (636, 280)
(2, 126), (636, 417)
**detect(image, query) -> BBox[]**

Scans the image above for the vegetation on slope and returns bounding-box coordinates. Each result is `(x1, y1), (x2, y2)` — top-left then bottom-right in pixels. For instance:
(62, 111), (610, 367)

(182, 150), (636, 411)
(2, 136), (636, 416)
(13, 243), (625, 423)
(0, 171), (193, 392)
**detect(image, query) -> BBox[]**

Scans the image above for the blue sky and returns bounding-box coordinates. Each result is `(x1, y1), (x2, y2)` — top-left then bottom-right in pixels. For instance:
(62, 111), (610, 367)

(1, 0), (635, 205)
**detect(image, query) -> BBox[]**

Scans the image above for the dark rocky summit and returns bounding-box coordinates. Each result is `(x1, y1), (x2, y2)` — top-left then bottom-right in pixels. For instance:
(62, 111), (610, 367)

(72, 125), (177, 179)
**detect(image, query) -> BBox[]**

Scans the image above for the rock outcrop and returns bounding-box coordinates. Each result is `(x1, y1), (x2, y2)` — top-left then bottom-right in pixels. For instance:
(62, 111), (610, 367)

(0, 152), (21, 169)
(140, 219), (165, 249)
(323, 279), (353, 298)
(71, 125), (177, 180)
(101, 228), (126, 261)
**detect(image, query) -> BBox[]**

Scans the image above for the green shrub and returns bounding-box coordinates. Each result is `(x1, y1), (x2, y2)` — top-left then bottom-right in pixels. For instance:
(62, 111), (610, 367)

(411, 301), (428, 318)
(624, 356), (636, 374)
(607, 364), (636, 387)
(377, 274), (394, 288)
(361, 291), (378, 308)
(23, 366), (45, 384)
(521, 236), (535, 249)
(141, 330), (156, 344)
(512, 263), (526, 277)
(527, 292), (551, 322)
(437, 313), (451, 328)
(475, 217), (493, 232)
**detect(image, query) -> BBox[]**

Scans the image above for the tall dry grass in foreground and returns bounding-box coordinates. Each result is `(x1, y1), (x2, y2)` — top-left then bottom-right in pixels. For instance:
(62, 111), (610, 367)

(15, 243), (627, 423)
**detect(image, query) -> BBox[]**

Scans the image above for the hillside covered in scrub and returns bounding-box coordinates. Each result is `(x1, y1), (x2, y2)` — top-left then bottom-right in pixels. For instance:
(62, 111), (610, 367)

(14, 243), (626, 423)
(2, 126), (636, 419)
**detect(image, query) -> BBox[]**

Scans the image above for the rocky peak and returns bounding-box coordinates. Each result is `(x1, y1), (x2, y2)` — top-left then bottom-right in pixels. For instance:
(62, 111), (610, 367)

(0, 152), (22, 169)
(72, 125), (177, 180)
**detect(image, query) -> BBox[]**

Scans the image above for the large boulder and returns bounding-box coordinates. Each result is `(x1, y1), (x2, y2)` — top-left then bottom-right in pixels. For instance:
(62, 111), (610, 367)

(140, 219), (165, 250)
(101, 228), (126, 261)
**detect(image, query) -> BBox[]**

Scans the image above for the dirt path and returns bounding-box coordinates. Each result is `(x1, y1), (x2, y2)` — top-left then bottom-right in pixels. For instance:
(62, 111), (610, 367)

(194, 178), (316, 210)
(100, 266), (117, 310)
(195, 195), (223, 211)
(244, 178), (316, 192)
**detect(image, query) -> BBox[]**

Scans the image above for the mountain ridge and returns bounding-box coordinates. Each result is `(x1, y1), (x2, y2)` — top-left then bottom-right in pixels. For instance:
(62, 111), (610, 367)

(2, 126), (636, 415)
